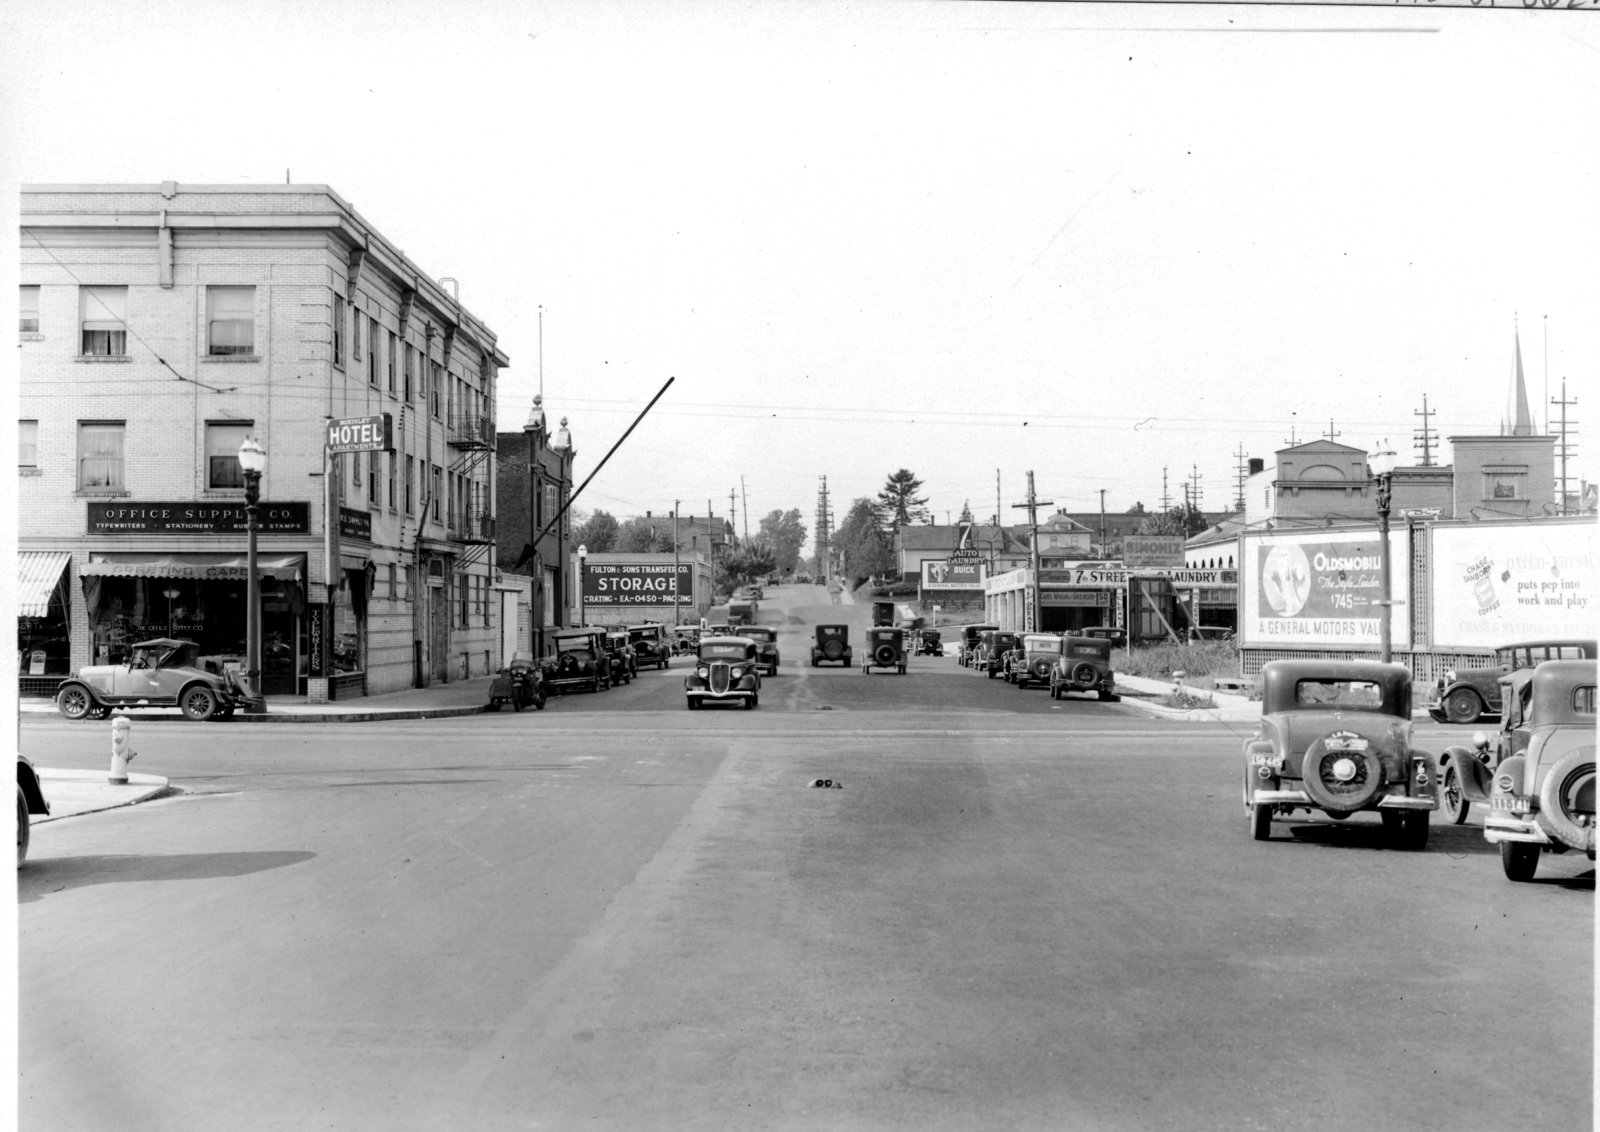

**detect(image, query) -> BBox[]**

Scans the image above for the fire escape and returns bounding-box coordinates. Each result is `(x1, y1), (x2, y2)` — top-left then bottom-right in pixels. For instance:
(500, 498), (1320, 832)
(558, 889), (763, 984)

(446, 398), (495, 573)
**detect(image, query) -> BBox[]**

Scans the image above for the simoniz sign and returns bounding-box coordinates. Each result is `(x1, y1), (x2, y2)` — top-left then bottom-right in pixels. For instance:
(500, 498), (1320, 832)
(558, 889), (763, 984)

(326, 413), (394, 454)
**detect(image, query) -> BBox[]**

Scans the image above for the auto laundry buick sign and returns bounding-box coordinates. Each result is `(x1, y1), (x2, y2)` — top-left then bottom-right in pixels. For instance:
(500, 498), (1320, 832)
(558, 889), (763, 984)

(581, 563), (693, 605)
(1240, 529), (1410, 649)
(88, 502), (310, 534)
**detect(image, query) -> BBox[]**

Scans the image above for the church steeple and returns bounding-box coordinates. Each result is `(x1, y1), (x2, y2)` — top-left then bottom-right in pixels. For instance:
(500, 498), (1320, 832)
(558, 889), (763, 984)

(1502, 319), (1535, 436)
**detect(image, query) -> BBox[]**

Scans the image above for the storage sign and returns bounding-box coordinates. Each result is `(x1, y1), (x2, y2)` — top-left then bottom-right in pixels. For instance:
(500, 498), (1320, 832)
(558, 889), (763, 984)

(327, 413), (393, 454)
(581, 563), (694, 605)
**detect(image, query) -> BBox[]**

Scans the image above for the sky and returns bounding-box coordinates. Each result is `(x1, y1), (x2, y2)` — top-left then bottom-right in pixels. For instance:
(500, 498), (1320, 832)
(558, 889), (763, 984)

(3, 0), (1596, 550)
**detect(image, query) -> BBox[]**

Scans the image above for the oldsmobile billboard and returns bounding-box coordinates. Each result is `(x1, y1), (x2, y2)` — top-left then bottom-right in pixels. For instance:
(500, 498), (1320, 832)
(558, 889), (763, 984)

(581, 563), (693, 605)
(1430, 520), (1595, 649)
(1240, 529), (1411, 650)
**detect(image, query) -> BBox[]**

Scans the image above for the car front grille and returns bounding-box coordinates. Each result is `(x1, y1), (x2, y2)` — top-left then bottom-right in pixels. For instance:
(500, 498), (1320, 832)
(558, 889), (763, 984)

(709, 663), (730, 694)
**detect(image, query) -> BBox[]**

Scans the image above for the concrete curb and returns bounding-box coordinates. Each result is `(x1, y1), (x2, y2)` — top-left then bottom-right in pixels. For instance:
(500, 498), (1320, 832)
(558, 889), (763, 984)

(34, 769), (174, 822)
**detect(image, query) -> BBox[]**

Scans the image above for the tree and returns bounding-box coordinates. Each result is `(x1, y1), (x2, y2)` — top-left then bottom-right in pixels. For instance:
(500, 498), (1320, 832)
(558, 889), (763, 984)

(723, 544), (777, 588)
(875, 469), (930, 534)
(1137, 503), (1206, 539)
(836, 497), (895, 586)
(572, 509), (618, 553)
(616, 516), (675, 553)
(756, 508), (808, 573)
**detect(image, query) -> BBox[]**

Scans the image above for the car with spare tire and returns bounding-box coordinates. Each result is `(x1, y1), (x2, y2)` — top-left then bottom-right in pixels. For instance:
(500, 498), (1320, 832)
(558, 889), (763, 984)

(55, 638), (245, 721)
(862, 627), (907, 675)
(1007, 633), (1062, 689)
(957, 624), (998, 667)
(1047, 635), (1119, 702)
(741, 625), (781, 676)
(811, 625), (853, 667)
(1242, 659), (1436, 849)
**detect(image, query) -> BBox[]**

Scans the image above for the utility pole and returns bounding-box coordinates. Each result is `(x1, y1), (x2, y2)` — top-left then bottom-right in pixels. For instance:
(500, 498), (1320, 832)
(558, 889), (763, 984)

(1413, 394), (1437, 467)
(1233, 444), (1249, 512)
(816, 476), (832, 583)
(1011, 471), (1053, 632)
(1160, 467), (1171, 512)
(673, 499), (681, 629)
(1322, 419), (1341, 442)
(729, 488), (738, 548)
(1551, 379), (1579, 514)
(740, 475), (749, 541)
(1098, 488), (1107, 555)
(995, 469), (1002, 530)
(1188, 464), (1204, 515)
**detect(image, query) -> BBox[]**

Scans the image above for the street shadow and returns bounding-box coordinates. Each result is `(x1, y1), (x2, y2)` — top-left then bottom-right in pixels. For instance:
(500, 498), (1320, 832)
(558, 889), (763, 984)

(17, 850), (315, 904)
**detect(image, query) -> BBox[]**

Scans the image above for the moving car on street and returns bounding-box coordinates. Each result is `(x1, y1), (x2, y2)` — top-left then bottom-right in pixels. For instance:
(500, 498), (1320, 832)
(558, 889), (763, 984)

(1428, 639), (1596, 724)
(55, 638), (245, 722)
(742, 626), (781, 677)
(543, 629), (612, 695)
(863, 627), (907, 675)
(671, 626), (700, 655)
(1048, 635), (1118, 702)
(629, 624), (672, 670)
(914, 629), (943, 657)
(727, 599), (757, 627)
(811, 625), (853, 667)
(1466, 659), (1596, 882)
(684, 636), (761, 710)
(1242, 660), (1436, 849)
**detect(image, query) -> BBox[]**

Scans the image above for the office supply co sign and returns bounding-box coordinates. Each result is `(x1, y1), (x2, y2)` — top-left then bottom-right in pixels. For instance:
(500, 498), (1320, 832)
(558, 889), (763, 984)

(581, 563), (693, 605)
(326, 413), (393, 454)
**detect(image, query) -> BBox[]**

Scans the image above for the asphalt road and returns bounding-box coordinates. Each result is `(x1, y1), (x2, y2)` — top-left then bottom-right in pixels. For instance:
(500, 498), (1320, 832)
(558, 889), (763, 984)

(19, 586), (1593, 1131)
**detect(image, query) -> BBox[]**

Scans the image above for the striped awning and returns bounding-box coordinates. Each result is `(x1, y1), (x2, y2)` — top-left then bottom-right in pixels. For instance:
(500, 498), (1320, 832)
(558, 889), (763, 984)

(17, 551), (72, 618)
(79, 552), (304, 582)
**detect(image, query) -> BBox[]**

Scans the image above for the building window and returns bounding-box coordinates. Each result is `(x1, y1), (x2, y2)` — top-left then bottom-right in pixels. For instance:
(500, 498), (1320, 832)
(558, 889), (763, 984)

(1484, 470), (1527, 502)
(78, 421), (125, 490)
(332, 294), (345, 367)
(543, 483), (557, 532)
(206, 421), (252, 488)
(432, 465), (442, 522)
(352, 310), (362, 362)
(206, 286), (255, 355)
(405, 455), (415, 515)
(387, 331), (397, 394)
(368, 451), (379, 505)
(403, 344), (414, 402)
(80, 286), (127, 356)
(368, 318), (380, 385)
(19, 420), (38, 467)
(388, 562), (397, 599)
(20, 286), (39, 334)
(430, 363), (442, 419)
(387, 452), (397, 510)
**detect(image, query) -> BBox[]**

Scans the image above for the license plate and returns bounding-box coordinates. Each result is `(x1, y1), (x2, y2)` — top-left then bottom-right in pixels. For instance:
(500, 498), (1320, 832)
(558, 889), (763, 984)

(1491, 796), (1531, 814)
(1325, 738), (1368, 753)
(1250, 754), (1282, 767)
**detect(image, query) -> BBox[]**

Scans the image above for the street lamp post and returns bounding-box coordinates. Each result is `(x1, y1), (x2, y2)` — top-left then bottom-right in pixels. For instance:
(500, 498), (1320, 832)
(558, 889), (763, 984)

(577, 544), (588, 628)
(1369, 442), (1398, 665)
(238, 435), (268, 712)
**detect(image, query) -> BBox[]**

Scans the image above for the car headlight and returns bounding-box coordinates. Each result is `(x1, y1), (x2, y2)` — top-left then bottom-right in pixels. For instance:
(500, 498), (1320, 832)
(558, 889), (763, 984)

(697, 667), (709, 678)
(731, 666), (745, 678)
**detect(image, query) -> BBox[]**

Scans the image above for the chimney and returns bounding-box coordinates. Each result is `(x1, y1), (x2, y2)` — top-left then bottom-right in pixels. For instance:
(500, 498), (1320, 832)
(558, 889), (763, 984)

(1248, 458), (1265, 475)
(646, 510), (652, 518)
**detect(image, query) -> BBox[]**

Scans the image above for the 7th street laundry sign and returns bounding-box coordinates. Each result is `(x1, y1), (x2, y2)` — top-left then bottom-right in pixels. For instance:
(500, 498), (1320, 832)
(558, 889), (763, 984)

(581, 563), (693, 605)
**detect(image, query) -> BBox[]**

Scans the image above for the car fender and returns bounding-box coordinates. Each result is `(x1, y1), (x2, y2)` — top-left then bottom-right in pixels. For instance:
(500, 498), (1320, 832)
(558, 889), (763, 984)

(1439, 745), (1493, 803)
(1491, 755), (1527, 798)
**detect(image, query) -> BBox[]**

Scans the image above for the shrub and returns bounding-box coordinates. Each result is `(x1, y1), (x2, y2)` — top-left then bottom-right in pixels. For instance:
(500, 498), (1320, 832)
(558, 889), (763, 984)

(1115, 639), (1239, 681)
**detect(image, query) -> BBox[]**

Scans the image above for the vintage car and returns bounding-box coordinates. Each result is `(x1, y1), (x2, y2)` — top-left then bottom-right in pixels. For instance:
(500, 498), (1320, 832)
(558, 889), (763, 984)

(1008, 633), (1063, 689)
(741, 626), (781, 676)
(684, 636), (761, 709)
(629, 624), (672, 670)
(863, 627), (907, 675)
(18, 752), (49, 866)
(1450, 659), (1595, 881)
(1048, 635), (1119, 702)
(914, 629), (943, 657)
(872, 599), (897, 627)
(1242, 660), (1436, 849)
(811, 625), (853, 667)
(957, 624), (999, 668)
(727, 599), (757, 627)
(1428, 639), (1596, 724)
(672, 626), (700, 655)
(487, 654), (546, 712)
(543, 629), (612, 694)
(1080, 626), (1128, 649)
(603, 629), (637, 683)
(55, 638), (245, 721)
(977, 630), (1020, 679)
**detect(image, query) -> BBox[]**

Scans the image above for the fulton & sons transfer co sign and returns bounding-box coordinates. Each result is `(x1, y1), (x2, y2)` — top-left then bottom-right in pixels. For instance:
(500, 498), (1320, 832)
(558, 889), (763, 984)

(581, 563), (694, 605)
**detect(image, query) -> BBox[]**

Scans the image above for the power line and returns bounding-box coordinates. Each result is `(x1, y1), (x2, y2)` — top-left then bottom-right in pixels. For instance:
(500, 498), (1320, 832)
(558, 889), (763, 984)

(1413, 394), (1437, 467)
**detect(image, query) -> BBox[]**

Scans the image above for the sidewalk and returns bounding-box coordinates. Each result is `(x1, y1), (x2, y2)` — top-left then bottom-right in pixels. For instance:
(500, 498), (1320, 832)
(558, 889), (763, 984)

(33, 769), (173, 822)
(21, 676), (498, 724)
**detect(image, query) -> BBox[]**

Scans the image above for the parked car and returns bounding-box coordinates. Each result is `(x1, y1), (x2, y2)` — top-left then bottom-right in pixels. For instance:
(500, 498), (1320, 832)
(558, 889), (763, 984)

(957, 624), (998, 667)
(914, 629), (943, 657)
(1428, 639), (1596, 724)
(863, 627), (908, 675)
(487, 654), (545, 712)
(629, 624), (672, 670)
(55, 638), (245, 721)
(811, 625), (853, 667)
(1048, 635), (1119, 702)
(1080, 626), (1128, 649)
(977, 630), (1020, 679)
(1008, 633), (1063, 689)
(1242, 660), (1436, 849)
(1461, 659), (1596, 881)
(543, 629), (612, 694)
(741, 626), (781, 676)
(603, 629), (638, 684)
(17, 752), (49, 866)
(684, 636), (761, 710)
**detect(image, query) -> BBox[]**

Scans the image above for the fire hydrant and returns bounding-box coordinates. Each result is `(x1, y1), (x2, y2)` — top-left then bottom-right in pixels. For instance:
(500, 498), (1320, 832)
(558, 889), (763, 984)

(109, 715), (137, 785)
